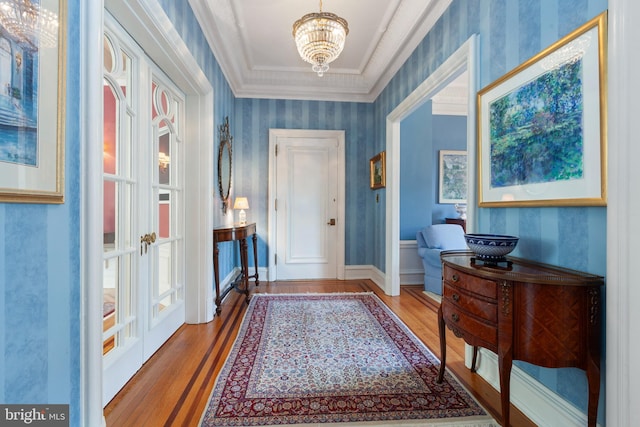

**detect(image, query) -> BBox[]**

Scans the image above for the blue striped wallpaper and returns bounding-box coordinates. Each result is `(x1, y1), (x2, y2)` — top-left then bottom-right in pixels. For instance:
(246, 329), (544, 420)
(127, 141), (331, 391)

(0, 0), (81, 421)
(0, 1), (610, 425)
(233, 100), (376, 267)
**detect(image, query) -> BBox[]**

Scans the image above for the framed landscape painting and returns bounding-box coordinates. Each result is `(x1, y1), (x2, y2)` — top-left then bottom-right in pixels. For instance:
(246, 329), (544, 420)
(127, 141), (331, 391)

(0, 0), (66, 203)
(439, 150), (467, 204)
(477, 12), (607, 207)
(370, 151), (385, 189)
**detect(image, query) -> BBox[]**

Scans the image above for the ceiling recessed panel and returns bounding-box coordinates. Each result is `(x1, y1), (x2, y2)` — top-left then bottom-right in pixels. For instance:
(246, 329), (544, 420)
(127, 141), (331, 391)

(190, 0), (452, 101)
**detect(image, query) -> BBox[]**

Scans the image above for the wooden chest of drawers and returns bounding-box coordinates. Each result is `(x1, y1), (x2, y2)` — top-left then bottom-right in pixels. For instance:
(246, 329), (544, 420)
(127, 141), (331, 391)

(441, 267), (498, 350)
(437, 251), (604, 427)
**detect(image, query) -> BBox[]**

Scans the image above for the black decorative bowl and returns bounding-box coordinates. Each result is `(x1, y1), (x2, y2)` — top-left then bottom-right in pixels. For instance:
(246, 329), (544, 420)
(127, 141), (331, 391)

(464, 233), (519, 263)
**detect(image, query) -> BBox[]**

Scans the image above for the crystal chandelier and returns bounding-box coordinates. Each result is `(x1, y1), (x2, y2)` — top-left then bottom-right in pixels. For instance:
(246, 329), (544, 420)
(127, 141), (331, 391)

(0, 0), (59, 50)
(292, 0), (348, 77)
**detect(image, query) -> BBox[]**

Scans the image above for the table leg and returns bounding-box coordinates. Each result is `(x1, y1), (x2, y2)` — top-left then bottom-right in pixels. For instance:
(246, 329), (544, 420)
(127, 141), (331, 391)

(586, 356), (600, 427)
(471, 346), (479, 372)
(498, 349), (513, 427)
(213, 242), (221, 315)
(252, 232), (259, 286)
(437, 304), (446, 383)
(239, 237), (250, 304)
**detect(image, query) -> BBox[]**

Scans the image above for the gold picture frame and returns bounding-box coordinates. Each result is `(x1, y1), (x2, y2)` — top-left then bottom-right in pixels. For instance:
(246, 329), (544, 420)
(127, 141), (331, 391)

(477, 12), (607, 207)
(0, 0), (67, 203)
(370, 151), (386, 189)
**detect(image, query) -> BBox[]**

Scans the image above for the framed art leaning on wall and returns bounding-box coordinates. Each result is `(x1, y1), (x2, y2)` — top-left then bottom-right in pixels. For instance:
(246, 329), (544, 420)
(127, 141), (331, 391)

(477, 12), (607, 207)
(0, 0), (67, 203)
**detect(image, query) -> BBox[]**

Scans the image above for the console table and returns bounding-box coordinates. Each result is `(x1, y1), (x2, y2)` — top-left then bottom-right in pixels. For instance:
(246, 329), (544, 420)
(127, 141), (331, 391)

(213, 223), (259, 315)
(437, 251), (603, 427)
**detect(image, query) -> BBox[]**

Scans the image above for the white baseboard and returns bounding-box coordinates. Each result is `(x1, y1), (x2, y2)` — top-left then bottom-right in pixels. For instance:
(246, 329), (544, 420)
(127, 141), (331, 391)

(344, 263), (422, 288)
(470, 347), (600, 427)
(217, 267), (241, 299)
(344, 265), (385, 291)
(400, 270), (424, 285)
(218, 266), (268, 299)
(400, 240), (424, 285)
(256, 267), (268, 284)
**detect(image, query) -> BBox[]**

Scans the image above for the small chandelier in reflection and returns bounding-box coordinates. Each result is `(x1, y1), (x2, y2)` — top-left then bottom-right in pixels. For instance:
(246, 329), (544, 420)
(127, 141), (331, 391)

(292, 0), (348, 77)
(158, 152), (170, 172)
(0, 0), (59, 50)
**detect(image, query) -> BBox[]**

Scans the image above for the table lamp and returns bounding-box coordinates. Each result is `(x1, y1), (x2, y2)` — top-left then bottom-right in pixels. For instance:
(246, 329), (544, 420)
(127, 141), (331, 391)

(234, 197), (249, 225)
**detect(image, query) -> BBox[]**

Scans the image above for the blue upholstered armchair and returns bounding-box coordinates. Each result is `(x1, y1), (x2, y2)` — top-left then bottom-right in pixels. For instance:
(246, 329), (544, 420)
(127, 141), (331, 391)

(416, 224), (467, 294)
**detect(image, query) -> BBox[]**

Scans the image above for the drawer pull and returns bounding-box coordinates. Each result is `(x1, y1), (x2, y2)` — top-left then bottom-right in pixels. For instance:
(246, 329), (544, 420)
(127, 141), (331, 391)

(452, 274), (459, 282)
(451, 313), (460, 322)
(452, 293), (460, 302)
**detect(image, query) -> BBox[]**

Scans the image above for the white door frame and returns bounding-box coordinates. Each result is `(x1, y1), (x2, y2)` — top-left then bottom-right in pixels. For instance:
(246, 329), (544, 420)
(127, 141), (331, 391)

(81, 0), (213, 423)
(385, 35), (479, 296)
(268, 129), (346, 282)
(606, 1), (639, 426)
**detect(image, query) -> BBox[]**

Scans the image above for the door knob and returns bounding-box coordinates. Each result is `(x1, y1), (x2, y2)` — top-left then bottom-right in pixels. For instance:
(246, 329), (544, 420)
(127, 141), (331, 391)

(140, 232), (157, 255)
(327, 218), (336, 226)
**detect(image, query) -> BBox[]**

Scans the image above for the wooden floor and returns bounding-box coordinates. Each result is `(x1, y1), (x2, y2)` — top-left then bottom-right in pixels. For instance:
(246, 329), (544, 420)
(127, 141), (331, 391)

(104, 280), (536, 427)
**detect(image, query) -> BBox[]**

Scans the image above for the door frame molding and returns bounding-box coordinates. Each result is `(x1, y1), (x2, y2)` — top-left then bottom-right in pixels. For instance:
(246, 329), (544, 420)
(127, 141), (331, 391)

(81, 0), (213, 422)
(385, 35), (478, 296)
(267, 129), (346, 281)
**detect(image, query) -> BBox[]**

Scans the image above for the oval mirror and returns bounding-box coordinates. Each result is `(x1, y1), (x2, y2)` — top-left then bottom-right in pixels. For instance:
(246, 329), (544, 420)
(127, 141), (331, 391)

(217, 116), (232, 213)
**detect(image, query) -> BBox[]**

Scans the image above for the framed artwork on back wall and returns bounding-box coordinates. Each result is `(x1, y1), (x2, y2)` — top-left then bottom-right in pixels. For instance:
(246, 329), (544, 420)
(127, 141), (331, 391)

(439, 150), (467, 204)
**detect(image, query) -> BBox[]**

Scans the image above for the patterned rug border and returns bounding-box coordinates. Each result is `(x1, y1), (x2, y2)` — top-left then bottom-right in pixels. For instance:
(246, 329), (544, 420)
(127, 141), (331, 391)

(200, 292), (496, 427)
(219, 416), (497, 427)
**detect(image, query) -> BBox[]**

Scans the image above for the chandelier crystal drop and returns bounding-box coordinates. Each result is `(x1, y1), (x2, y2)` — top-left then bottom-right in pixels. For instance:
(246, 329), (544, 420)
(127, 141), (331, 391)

(292, 0), (348, 77)
(0, 0), (59, 50)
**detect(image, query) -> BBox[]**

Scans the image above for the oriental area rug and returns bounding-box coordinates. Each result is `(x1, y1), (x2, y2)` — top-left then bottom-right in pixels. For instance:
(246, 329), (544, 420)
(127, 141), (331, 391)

(200, 293), (496, 426)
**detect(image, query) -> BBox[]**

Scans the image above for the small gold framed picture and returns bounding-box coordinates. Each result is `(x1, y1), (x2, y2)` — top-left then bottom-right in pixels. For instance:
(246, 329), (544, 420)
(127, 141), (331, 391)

(370, 151), (386, 189)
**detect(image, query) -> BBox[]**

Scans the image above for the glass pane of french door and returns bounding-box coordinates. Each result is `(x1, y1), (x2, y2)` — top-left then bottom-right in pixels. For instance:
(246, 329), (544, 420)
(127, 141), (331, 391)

(102, 31), (135, 358)
(150, 77), (184, 324)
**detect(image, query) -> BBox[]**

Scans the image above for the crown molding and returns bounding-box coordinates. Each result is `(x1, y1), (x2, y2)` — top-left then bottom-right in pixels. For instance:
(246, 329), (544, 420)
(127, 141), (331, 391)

(189, 0), (452, 102)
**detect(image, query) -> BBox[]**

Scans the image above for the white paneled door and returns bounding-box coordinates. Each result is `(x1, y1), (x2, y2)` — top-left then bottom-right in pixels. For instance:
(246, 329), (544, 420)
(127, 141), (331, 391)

(271, 130), (345, 280)
(102, 14), (185, 404)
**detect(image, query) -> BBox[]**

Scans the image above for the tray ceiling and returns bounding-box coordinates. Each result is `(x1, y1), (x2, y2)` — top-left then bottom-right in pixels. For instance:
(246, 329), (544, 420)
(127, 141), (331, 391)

(189, 0), (453, 102)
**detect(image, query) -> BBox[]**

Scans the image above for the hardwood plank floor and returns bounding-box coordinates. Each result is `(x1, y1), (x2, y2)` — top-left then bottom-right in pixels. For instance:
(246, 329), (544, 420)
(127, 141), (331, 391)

(104, 280), (536, 427)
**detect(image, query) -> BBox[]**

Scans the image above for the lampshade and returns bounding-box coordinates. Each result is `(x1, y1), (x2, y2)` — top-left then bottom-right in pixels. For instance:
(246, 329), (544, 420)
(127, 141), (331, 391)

(234, 197), (249, 225)
(233, 197), (249, 210)
(292, 0), (349, 77)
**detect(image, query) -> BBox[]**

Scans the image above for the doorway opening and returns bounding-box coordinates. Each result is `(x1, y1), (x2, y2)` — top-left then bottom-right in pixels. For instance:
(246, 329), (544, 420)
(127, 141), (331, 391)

(384, 35), (479, 296)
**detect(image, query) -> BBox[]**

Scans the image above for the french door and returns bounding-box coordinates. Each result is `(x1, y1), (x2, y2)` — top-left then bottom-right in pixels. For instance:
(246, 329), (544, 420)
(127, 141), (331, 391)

(102, 14), (185, 404)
